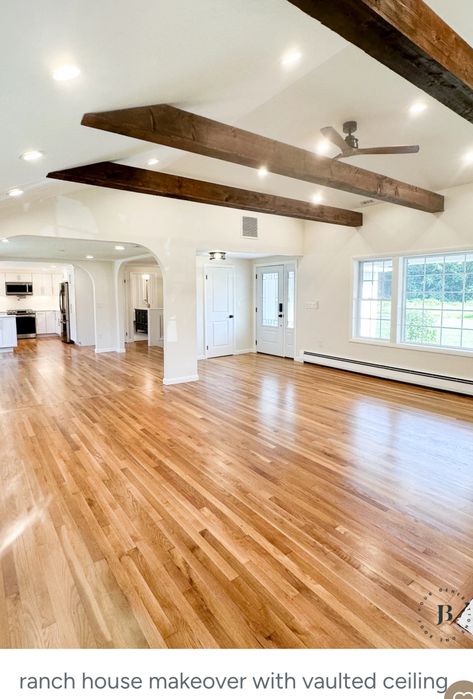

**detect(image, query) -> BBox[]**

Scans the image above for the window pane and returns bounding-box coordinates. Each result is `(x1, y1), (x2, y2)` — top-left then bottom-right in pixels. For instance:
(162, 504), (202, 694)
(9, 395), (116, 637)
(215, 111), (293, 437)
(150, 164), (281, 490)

(355, 259), (392, 340)
(262, 272), (279, 327)
(462, 329), (473, 349)
(286, 270), (295, 330)
(402, 251), (473, 351)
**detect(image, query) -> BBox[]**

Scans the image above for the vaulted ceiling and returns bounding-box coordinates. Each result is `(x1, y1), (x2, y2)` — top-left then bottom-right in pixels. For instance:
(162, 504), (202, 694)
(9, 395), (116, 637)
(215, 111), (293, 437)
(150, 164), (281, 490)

(1, 0), (473, 213)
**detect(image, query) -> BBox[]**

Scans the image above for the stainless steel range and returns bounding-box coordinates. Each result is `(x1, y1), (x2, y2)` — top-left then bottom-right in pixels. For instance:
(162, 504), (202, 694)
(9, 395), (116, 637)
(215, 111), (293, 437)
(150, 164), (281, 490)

(6, 309), (36, 338)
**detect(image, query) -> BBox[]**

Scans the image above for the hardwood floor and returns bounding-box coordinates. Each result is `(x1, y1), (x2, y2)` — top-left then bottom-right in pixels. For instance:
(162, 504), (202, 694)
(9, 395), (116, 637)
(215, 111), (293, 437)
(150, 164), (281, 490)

(1, 337), (473, 648)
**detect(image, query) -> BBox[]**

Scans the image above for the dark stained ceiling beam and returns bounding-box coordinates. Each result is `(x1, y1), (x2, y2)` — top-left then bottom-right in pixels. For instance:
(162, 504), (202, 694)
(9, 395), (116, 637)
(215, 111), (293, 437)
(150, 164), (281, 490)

(47, 161), (363, 227)
(288, 0), (473, 123)
(81, 104), (444, 213)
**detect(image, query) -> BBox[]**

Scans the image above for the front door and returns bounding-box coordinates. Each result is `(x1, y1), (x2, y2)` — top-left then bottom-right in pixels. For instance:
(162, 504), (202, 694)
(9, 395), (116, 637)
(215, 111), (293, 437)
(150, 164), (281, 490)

(256, 265), (285, 356)
(205, 266), (235, 357)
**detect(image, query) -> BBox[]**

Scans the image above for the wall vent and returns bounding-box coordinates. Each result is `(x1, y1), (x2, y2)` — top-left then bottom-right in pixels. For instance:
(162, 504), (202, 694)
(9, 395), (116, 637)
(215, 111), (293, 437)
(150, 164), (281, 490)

(242, 216), (258, 238)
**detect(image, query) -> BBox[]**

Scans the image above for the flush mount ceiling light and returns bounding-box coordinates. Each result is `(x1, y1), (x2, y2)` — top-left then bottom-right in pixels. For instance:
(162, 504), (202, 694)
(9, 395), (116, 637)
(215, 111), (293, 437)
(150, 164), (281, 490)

(315, 139), (331, 156)
(53, 64), (81, 82)
(281, 49), (302, 68)
(409, 100), (427, 116)
(20, 150), (43, 162)
(147, 157), (159, 166)
(8, 188), (23, 197)
(258, 166), (268, 178)
(209, 251), (226, 261)
(312, 192), (324, 204)
(85, 255), (94, 259)
(114, 245), (125, 250)
(1, 238), (9, 243)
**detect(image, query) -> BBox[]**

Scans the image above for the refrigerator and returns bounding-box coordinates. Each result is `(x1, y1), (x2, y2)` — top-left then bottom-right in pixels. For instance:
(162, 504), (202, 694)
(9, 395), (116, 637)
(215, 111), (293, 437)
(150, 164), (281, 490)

(59, 281), (73, 343)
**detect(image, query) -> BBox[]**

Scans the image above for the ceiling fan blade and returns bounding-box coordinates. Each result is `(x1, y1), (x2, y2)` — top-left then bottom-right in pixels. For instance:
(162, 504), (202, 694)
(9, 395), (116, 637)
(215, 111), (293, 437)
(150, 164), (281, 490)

(320, 126), (350, 153)
(339, 145), (420, 158)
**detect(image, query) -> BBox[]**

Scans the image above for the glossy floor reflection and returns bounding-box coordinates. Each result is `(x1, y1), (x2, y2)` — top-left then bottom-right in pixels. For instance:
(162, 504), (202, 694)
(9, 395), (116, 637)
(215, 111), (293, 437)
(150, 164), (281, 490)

(0, 338), (472, 648)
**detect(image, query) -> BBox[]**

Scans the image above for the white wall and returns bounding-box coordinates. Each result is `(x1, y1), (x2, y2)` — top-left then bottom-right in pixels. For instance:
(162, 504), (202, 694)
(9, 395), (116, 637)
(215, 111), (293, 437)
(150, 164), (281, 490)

(299, 181), (473, 381)
(196, 256), (254, 357)
(0, 188), (304, 382)
(73, 266), (95, 347)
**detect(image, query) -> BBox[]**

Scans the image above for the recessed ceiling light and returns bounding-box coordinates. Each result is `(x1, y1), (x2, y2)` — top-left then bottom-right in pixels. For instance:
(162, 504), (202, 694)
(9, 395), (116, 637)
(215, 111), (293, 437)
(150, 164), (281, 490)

(147, 158), (159, 166)
(1, 238), (9, 243)
(20, 150), (43, 162)
(312, 192), (323, 204)
(115, 245), (125, 251)
(8, 188), (23, 197)
(51, 265), (57, 268)
(409, 101), (427, 116)
(86, 255), (94, 259)
(53, 64), (81, 82)
(281, 49), (302, 68)
(258, 166), (268, 178)
(315, 139), (331, 156)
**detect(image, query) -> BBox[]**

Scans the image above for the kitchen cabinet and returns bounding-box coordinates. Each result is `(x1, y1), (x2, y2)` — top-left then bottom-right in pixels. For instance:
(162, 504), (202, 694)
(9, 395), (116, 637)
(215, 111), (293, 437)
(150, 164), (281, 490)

(52, 273), (63, 299)
(0, 316), (17, 351)
(5, 272), (32, 282)
(32, 273), (53, 296)
(36, 310), (59, 335)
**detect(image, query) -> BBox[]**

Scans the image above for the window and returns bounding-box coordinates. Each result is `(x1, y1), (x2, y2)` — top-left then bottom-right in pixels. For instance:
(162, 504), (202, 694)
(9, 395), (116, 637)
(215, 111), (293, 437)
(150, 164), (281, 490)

(286, 270), (295, 330)
(356, 259), (392, 340)
(402, 252), (473, 350)
(262, 271), (279, 327)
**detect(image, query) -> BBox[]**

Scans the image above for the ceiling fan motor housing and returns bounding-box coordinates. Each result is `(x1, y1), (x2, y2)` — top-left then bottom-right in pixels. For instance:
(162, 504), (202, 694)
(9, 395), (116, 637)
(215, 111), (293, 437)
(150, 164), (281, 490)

(343, 120), (359, 149)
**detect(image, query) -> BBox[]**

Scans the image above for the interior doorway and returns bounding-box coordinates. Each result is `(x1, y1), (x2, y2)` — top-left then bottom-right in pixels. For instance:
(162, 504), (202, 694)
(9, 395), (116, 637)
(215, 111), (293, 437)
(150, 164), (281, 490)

(256, 262), (295, 358)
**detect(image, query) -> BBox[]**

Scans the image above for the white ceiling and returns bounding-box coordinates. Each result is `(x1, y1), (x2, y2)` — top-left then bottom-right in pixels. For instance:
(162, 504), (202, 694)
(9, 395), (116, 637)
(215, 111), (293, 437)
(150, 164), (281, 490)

(0, 236), (151, 262)
(1, 0), (473, 213)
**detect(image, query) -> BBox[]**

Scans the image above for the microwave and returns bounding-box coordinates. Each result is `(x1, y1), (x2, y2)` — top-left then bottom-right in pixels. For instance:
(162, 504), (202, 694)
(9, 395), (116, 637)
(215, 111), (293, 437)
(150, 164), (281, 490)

(5, 281), (33, 296)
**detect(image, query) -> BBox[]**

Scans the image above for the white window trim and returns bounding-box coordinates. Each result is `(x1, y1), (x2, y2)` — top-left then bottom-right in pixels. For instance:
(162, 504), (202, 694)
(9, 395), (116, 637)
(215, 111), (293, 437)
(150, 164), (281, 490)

(352, 248), (473, 357)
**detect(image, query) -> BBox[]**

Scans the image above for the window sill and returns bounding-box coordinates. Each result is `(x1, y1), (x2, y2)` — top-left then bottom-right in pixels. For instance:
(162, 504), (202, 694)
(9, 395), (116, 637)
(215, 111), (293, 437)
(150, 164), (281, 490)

(350, 337), (473, 359)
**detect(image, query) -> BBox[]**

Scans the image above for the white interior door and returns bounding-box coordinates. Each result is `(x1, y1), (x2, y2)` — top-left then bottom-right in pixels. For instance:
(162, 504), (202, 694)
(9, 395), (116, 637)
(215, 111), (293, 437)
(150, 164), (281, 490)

(256, 265), (285, 356)
(205, 266), (234, 358)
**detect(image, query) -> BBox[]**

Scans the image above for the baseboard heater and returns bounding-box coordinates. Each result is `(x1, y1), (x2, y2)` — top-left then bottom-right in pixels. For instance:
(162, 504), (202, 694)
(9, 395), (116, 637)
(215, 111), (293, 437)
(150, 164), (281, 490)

(303, 351), (473, 397)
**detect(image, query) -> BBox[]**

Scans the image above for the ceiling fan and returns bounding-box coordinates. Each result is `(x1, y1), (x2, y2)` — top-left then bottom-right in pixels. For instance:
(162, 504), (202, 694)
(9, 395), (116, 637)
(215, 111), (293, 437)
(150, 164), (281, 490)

(320, 121), (420, 160)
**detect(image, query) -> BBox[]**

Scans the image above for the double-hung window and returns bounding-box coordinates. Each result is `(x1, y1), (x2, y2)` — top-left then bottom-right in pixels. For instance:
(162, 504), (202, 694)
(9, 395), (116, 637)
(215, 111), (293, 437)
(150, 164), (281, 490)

(355, 258), (392, 340)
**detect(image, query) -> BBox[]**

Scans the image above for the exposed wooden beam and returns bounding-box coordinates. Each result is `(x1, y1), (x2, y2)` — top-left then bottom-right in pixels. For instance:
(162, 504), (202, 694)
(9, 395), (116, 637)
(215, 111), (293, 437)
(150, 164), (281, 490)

(81, 105), (444, 213)
(47, 161), (363, 227)
(288, 0), (473, 123)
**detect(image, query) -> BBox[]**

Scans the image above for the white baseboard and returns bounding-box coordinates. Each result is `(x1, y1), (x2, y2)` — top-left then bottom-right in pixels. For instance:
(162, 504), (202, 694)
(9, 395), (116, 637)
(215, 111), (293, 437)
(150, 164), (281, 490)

(95, 347), (121, 354)
(303, 351), (473, 396)
(294, 354), (304, 363)
(233, 347), (256, 355)
(197, 354), (206, 361)
(163, 374), (199, 386)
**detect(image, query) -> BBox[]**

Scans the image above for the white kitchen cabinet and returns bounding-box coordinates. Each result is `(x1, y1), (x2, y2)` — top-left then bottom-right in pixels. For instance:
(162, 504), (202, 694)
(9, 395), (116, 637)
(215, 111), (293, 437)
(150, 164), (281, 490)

(52, 273), (63, 299)
(55, 311), (61, 335)
(0, 316), (17, 351)
(6, 272), (32, 282)
(36, 310), (57, 335)
(35, 311), (47, 334)
(32, 273), (53, 297)
(0, 273), (5, 297)
(46, 311), (57, 334)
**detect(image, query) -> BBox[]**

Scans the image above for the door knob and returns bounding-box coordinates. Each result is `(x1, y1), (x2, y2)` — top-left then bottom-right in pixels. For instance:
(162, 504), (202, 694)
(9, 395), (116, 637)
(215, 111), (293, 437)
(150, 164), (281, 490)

(228, 314), (234, 318)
